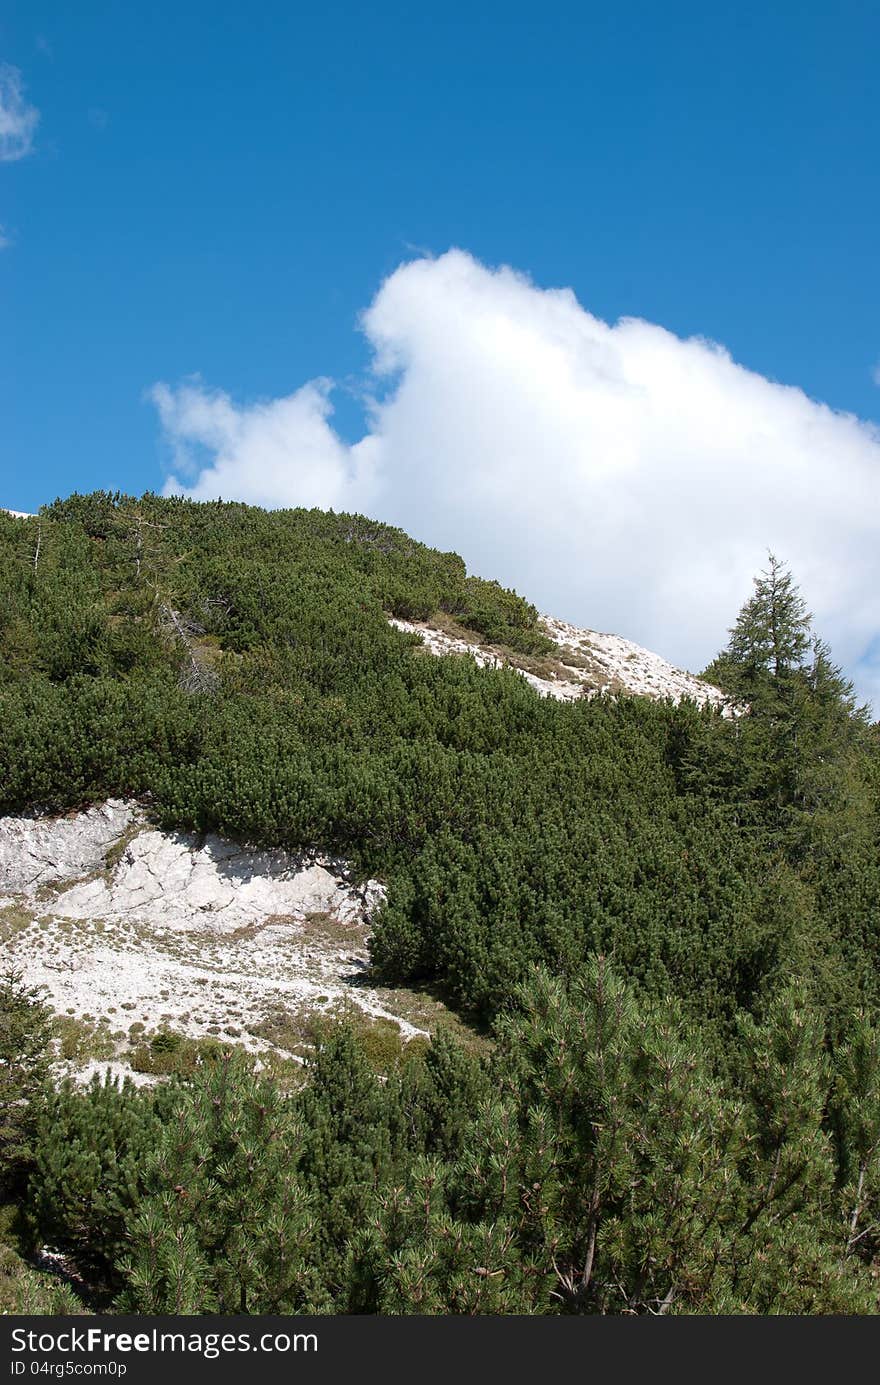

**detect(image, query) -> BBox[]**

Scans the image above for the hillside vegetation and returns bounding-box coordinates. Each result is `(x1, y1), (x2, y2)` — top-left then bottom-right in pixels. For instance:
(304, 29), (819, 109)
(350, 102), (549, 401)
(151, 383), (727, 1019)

(1, 494), (879, 1314)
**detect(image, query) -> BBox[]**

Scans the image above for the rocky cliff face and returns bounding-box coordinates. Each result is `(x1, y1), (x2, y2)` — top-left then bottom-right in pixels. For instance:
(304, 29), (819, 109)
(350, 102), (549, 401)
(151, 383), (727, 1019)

(0, 800), (433, 1086)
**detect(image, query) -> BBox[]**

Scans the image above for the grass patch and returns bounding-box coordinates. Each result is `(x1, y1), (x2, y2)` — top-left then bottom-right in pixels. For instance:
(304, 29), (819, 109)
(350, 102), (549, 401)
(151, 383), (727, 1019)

(32, 876), (77, 906)
(249, 1006), (328, 1059)
(103, 820), (142, 872)
(251, 1000), (430, 1074)
(0, 904), (34, 945)
(361, 982), (492, 1057)
(52, 1014), (116, 1064)
(128, 1028), (227, 1076)
(396, 611), (596, 694)
(128, 1026), (304, 1090)
(302, 910), (364, 949)
(501, 646), (585, 683)
(415, 610), (484, 647)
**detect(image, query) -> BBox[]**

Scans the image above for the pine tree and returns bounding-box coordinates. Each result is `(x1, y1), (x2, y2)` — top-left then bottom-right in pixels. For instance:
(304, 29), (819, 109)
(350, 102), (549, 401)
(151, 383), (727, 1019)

(28, 1073), (165, 1282)
(723, 986), (876, 1311)
(0, 968), (53, 1196)
(295, 1023), (399, 1294)
(831, 1014), (880, 1265)
(345, 1157), (536, 1313)
(454, 962), (744, 1314)
(118, 1053), (322, 1313)
(709, 553), (812, 702)
(704, 556), (873, 851)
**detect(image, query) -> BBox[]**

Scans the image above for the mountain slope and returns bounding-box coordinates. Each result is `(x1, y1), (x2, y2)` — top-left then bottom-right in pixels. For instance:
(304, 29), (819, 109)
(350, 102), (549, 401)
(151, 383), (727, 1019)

(389, 611), (731, 709)
(2, 493), (879, 1316)
(1, 493), (876, 1031)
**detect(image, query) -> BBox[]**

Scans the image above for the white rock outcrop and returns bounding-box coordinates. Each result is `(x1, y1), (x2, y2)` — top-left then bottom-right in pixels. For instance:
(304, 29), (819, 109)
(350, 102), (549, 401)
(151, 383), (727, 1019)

(0, 800), (134, 896)
(540, 615), (731, 710)
(1, 802), (426, 1080)
(51, 823), (383, 934)
(389, 613), (732, 711)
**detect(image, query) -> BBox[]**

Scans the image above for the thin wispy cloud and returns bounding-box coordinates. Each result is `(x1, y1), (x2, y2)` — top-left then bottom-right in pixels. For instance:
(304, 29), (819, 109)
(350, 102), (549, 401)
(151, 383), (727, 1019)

(0, 63), (39, 162)
(153, 250), (880, 709)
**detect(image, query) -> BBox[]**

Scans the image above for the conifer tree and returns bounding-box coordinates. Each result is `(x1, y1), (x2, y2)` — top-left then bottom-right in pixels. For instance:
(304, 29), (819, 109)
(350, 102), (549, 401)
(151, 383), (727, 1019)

(0, 968), (53, 1196)
(28, 1073), (165, 1282)
(708, 553), (812, 702)
(455, 962), (744, 1313)
(705, 555), (873, 850)
(295, 1024), (399, 1293)
(723, 986), (876, 1311)
(831, 1015), (880, 1265)
(119, 1053), (322, 1313)
(346, 1157), (536, 1314)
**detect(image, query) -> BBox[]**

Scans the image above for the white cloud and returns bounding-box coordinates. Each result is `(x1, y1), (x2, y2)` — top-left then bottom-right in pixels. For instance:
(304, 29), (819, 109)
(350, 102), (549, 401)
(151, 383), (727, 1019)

(153, 250), (880, 709)
(153, 377), (376, 513)
(0, 64), (39, 162)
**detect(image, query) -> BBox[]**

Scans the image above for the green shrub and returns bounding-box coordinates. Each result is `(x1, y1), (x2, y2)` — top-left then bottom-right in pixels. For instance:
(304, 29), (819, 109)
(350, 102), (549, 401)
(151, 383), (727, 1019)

(0, 968), (53, 1195)
(27, 1074), (167, 1282)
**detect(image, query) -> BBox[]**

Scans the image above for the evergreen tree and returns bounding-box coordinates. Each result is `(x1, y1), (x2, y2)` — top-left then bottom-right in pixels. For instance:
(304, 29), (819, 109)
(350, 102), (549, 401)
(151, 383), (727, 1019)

(28, 1073), (166, 1284)
(831, 1015), (880, 1265)
(118, 1054), (322, 1313)
(707, 552), (812, 702)
(705, 555), (874, 855)
(0, 968), (53, 1196)
(295, 1025), (400, 1296)
(478, 961), (743, 1314)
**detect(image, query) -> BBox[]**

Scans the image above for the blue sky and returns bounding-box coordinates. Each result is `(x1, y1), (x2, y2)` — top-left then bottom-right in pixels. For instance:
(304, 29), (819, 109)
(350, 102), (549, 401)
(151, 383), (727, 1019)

(1, 1), (879, 699)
